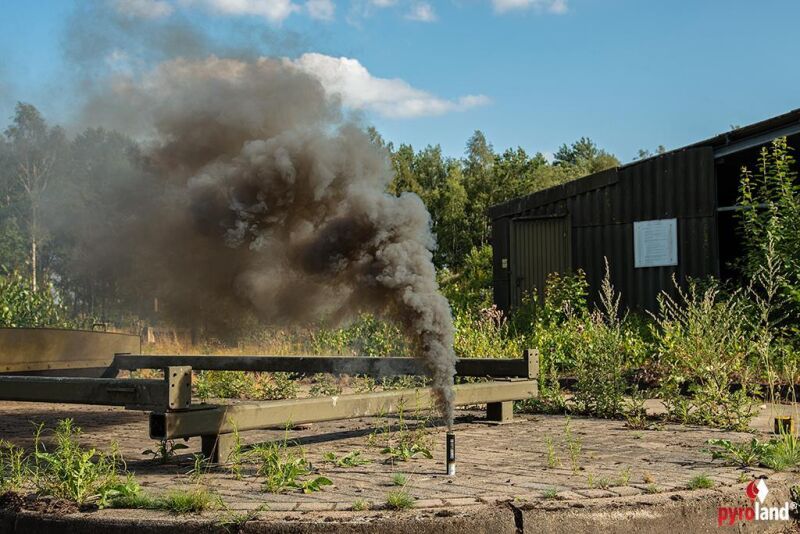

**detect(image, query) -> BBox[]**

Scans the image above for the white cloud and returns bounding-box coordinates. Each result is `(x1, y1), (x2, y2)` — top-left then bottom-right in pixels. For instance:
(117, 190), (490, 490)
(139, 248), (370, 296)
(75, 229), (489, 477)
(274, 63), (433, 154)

(183, 0), (300, 22)
(406, 2), (436, 22)
(370, 0), (397, 6)
(305, 0), (335, 20)
(114, 0), (174, 19)
(287, 53), (490, 118)
(492, 0), (568, 14)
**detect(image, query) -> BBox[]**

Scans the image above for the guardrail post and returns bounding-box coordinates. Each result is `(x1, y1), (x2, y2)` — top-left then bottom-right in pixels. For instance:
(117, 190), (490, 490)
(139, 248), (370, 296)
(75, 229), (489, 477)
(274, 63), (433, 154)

(201, 433), (237, 464)
(485, 400), (514, 423)
(524, 348), (540, 380)
(165, 366), (192, 411)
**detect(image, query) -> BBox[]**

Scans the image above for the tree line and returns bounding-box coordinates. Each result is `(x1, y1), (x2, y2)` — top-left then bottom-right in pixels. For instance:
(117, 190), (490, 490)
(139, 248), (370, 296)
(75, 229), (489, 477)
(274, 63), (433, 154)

(0, 102), (619, 325)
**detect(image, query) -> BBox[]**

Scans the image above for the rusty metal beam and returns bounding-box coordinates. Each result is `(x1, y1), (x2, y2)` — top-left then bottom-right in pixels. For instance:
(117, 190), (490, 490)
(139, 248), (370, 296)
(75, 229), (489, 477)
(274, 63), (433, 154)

(0, 375), (168, 409)
(114, 353), (537, 379)
(150, 379), (537, 440)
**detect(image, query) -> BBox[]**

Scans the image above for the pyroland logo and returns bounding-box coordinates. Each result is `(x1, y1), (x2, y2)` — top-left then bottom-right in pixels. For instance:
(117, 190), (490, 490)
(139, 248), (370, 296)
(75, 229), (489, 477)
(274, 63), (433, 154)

(717, 479), (795, 527)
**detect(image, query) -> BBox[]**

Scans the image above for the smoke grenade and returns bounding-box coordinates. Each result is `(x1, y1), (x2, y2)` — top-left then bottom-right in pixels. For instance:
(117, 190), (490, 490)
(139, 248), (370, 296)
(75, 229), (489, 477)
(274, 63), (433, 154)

(67, 57), (458, 425)
(446, 431), (456, 476)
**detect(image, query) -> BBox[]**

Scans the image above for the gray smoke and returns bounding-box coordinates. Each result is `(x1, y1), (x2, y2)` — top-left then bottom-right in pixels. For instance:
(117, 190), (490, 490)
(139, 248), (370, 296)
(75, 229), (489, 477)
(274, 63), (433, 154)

(78, 57), (457, 425)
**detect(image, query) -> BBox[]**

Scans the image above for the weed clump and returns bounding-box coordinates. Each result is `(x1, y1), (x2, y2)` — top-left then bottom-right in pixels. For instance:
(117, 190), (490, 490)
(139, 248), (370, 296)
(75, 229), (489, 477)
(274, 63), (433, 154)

(385, 489), (414, 510)
(687, 474), (714, 490)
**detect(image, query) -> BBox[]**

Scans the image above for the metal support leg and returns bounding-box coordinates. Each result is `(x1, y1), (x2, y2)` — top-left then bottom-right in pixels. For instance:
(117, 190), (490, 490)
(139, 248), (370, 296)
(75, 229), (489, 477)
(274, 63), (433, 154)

(486, 400), (514, 424)
(201, 433), (237, 464)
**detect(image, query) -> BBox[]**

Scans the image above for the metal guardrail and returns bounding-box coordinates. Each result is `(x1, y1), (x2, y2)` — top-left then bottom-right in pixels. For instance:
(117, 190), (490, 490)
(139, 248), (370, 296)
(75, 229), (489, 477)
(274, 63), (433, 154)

(0, 375), (168, 409)
(150, 380), (538, 440)
(111, 352), (537, 379)
(0, 349), (540, 462)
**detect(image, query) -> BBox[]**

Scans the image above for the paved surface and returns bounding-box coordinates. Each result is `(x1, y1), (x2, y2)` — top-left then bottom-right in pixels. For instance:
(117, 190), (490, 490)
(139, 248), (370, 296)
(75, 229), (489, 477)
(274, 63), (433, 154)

(0, 399), (793, 517)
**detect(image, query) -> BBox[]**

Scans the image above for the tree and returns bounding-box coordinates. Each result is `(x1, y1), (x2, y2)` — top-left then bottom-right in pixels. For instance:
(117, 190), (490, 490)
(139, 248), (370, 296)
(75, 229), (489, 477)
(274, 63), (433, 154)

(553, 137), (620, 177)
(2, 103), (66, 290)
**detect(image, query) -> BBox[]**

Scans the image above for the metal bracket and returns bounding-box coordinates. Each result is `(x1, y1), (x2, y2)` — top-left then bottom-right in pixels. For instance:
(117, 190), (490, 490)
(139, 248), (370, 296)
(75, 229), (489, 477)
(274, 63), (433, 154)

(165, 366), (192, 411)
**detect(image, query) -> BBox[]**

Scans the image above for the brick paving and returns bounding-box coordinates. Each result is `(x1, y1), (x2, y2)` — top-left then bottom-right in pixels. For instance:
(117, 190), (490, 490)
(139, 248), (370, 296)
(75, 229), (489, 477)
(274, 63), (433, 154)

(0, 400), (788, 513)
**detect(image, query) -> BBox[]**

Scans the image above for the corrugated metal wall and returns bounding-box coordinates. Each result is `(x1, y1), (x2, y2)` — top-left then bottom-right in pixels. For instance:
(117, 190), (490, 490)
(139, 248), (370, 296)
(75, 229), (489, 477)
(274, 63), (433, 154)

(491, 147), (718, 312)
(510, 216), (571, 305)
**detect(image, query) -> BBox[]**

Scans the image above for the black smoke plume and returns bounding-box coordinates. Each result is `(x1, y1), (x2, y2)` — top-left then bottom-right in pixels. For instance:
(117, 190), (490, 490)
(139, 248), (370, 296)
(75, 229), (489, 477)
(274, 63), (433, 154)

(74, 56), (457, 425)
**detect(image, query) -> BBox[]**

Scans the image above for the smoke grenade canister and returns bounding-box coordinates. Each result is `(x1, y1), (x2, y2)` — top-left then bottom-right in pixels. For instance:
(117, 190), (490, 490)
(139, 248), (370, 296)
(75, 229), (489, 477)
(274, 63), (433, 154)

(446, 431), (456, 476)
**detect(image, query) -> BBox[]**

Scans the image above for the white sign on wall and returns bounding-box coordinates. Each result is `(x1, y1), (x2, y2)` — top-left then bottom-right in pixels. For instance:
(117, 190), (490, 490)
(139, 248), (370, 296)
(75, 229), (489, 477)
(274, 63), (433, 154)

(634, 218), (678, 268)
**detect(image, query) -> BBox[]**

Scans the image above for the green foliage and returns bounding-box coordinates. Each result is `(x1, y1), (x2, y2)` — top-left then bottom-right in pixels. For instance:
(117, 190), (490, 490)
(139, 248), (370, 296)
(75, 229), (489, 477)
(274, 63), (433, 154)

(0, 271), (72, 327)
(572, 265), (640, 418)
(194, 371), (297, 402)
(378, 407), (433, 463)
(251, 436), (332, 494)
(381, 441), (433, 462)
(352, 498), (370, 511)
(0, 440), (26, 492)
(156, 487), (220, 513)
(31, 419), (124, 505)
(439, 245), (493, 312)
(310, 373), (343, 397)
(652, 279), (759, 430)
(142, 439), (189, 463)
(296, 476), (333, 494)
(391, 473), (408, 486)
(109, 484), (221, 514)
(322, 450), (370, 468)
(553, 137), (620, 177)
(309, 314), (407, 357)
(707, 433), (800, 471)
(226, 421), (245, 480)
(705, 438), (766, 467)
(542, 488), (558, 499)
(739, 137), (800, 326)
(452, 306), (525, 359)
(564, 419), (582, 474)
(687, 474), (714, 490)
(385, 489), (414, 510)
(259, 372), (299, 400)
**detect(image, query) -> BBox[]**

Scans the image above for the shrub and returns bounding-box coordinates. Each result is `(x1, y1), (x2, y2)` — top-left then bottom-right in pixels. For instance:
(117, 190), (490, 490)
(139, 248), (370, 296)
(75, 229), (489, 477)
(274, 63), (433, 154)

(739, 137), (800, 328)
(651, 278), (759, 430)
(452, 305), (524, 358)
(0, 271), (72, 328)
(439, 244), (494, 313)
(572, 262), (645, 418)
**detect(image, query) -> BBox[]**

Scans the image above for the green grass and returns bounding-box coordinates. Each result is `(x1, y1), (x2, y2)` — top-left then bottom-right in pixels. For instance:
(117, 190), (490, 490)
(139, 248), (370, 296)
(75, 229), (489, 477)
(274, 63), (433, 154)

(352, 498), (370, 511)
(159, 488), (220, 514)
(385, 489), (414, 510)
(644, 484), (660, 494)
(391, 473), (408, 486)
(616, 467), (631, 486)
(687, 474), (714, 490)
(542, 488), (558, 499)
(111, 486), (220, 514)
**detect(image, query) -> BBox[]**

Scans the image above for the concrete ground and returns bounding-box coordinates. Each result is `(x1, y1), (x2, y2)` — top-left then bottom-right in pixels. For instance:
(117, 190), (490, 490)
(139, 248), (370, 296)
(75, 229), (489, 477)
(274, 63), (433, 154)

(0, 400), (798, 533)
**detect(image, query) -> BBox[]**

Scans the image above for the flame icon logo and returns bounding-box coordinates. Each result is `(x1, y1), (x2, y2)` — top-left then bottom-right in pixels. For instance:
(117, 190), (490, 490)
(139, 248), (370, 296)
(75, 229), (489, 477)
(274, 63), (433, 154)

(745, 479), (769, 504)
(746, 481), (759, 501)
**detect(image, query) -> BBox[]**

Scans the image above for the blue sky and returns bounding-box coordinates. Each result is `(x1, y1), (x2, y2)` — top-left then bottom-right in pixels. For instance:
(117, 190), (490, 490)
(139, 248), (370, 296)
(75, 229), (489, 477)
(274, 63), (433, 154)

(1, 0), (799, 162)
